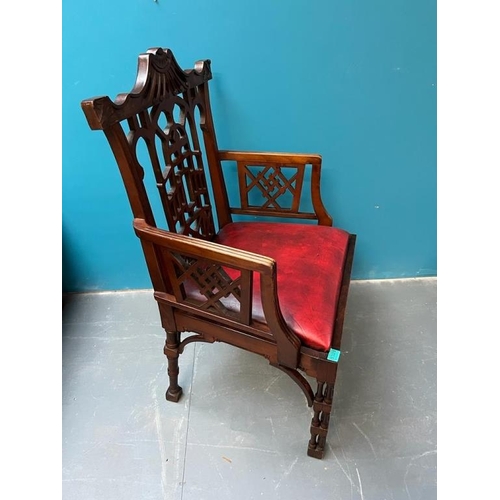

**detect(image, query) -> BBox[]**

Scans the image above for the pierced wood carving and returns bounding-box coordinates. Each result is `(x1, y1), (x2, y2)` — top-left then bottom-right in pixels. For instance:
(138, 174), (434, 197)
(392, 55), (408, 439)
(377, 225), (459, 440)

(128, 93), (215, 238)
(82, 48), (217, 238)
(238, 163), (305, 212)
(165, 251), (253, 325)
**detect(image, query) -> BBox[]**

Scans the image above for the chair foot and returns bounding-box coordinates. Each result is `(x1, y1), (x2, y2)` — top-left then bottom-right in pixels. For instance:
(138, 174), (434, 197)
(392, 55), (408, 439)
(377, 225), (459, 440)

(307, 381), (334, 459)
(307, 446), (325, 459)
(166, 386), (183, 402)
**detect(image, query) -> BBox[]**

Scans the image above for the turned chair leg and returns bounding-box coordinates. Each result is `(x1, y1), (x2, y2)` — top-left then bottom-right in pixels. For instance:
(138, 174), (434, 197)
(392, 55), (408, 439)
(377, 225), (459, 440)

(164, 331), (183, 402)
(307, 381), (334, 459)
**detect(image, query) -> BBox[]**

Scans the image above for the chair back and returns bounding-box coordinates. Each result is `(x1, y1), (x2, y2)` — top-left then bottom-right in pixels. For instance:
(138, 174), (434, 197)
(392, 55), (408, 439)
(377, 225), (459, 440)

(81, 48), (230, 239)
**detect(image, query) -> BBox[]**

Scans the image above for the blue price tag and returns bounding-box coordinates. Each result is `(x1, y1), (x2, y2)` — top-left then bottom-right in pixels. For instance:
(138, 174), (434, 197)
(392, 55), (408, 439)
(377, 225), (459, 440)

(327, 349), (341, 362)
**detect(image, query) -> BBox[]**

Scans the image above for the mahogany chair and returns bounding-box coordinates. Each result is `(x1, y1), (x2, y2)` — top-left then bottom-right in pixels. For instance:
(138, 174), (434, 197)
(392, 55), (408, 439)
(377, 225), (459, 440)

(81, 48), (356, 459)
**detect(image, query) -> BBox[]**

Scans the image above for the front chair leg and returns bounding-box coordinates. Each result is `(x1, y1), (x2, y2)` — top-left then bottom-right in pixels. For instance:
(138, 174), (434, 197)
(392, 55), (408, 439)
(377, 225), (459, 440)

(307, 381), (334, 459)
(164, 331), (183, 402)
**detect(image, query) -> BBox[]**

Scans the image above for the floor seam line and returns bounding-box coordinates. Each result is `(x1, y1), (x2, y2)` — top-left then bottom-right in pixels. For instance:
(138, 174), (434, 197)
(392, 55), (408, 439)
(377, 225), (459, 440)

(180, 343), (196, 500)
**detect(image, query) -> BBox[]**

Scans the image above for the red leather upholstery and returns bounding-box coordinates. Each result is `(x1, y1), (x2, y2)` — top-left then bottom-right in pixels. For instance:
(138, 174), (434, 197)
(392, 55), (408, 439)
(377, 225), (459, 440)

(214, 222), (350, 351)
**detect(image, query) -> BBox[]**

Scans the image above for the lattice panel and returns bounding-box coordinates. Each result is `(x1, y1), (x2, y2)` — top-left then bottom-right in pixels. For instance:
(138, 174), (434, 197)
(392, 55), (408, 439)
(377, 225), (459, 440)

(238, 163), (305, 212)
(165, 251), (253, 325)
(127, 90), (215, 239)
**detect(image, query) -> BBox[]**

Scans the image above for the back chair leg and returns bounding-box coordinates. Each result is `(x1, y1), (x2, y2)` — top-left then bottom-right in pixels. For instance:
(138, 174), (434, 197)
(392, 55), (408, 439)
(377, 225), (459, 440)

(307, 380), (335, 459)
(164, 331), (183, 402)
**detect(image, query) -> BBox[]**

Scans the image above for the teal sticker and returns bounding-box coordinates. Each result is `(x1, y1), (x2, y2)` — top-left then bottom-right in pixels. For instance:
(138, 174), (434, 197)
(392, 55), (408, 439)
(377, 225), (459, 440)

(327, 349), (341, 362)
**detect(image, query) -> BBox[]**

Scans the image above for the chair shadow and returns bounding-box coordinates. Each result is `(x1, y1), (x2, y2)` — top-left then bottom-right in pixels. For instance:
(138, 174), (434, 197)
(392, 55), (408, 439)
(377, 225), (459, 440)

(62, 222), (84, 303)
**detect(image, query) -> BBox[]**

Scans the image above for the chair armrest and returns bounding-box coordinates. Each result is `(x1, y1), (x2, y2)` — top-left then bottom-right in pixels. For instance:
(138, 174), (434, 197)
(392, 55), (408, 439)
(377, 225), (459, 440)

(217, 150), (332, 226)
(133, 218), (274, 274)
(218, 150), (322, 165)
(133, 219), (301, 368)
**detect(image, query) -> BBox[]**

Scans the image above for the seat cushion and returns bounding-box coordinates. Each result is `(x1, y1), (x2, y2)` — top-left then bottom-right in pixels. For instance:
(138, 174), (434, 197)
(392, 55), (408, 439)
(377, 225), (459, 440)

(214, 222), (350, 351)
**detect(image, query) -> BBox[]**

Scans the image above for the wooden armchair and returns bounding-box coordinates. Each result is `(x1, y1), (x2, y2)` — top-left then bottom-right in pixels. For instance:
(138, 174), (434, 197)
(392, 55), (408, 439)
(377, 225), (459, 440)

(81, 48), (356, 459)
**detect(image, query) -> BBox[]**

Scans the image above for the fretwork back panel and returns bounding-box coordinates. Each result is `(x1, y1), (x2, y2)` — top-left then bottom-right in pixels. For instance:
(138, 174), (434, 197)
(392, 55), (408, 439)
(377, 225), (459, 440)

(84, 48), (217, 240)
(125, 91), (215, 238)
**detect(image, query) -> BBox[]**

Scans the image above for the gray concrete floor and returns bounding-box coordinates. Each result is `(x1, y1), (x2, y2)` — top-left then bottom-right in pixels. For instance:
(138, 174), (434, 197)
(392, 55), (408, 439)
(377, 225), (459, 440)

(62, 278), (436, 500)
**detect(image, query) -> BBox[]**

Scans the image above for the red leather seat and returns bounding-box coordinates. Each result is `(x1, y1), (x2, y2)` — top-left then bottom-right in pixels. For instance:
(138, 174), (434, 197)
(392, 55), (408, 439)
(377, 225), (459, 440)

(215, 222), (350, 351)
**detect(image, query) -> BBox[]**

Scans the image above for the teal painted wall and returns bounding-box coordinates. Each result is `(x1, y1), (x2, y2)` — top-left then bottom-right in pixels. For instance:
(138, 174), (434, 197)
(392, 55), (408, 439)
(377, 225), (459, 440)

(63, 0), (436, 292)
